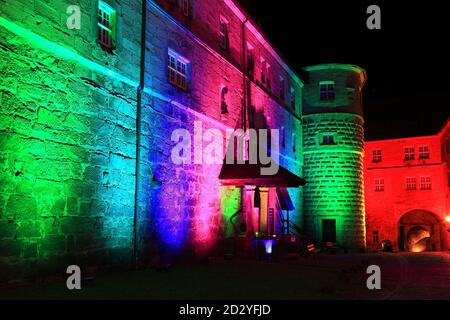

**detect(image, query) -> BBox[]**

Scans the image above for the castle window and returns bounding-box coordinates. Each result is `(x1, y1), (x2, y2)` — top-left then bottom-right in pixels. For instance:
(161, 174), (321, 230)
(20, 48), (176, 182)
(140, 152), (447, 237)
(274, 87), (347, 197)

(419, 146), (430, 159)
(420, 176), (432, 190)
(181, 0), (191, 17)
(372, 231), (379, 244)
(279, 77), (286, 101)
(281, 127), (286, 149)
(404, 147), (415, 161)
(247, 43), (254, 77)
(290, 87), (296, 110)
(168, 50), (189, 91)
(220, 86), (228, 115)
(266, 64), (271, 89)
(219, 16), (229, 51)
(260, 58), (266, 84)
(406, 177), (417, 191)
(321, 135), (335, 145)
(375, 178), (384, 192)
(372, 149), (382, 162)
(319, 81), (335, 101)
(97, 1), (116, 50)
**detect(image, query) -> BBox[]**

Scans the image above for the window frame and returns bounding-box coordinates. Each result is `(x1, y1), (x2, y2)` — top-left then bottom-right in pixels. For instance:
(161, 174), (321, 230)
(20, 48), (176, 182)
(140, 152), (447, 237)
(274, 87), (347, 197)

(219, 16), (230, 51)
(418, 146), (430, 159)
(372, 149), (382, 163)
(405, 177), (417, 191)
(420, 176), (432, 190)
(97, 1), (116, 51)
(375, 178), (385, 192)
(168, 49), (190, 91)
(404, 147), (415, 161)
(220, 85), (228, 115)
(246, 43), (254, 77)
(321, 135), (336, 146)
(319, 81), (335, 101)
(260, 57), (266, 85)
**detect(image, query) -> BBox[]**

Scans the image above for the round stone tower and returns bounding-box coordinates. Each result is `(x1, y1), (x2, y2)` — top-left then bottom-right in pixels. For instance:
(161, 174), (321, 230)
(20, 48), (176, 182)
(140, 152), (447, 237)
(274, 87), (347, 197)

(301, 64), (367, 250)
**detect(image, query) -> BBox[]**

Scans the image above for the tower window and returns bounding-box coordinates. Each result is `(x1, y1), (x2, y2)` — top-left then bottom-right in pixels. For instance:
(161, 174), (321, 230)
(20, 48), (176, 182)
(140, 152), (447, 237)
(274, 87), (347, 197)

(321, 135), (335, 145)
(404, 147), (415, 161)
(375, 178), (384, 192)
(97, 1), (116, 50)
(372, 149), (382, 162)
(420, 177), (432, 190)
(419, 146), (430, 159)
(260, 58), (266, 84)
(219, 16), (229, 51)
(220, 86), (228, 115)
(168, 50), (190, 91)
(319, 81), (335, 101)
(406, 177), (417, 191)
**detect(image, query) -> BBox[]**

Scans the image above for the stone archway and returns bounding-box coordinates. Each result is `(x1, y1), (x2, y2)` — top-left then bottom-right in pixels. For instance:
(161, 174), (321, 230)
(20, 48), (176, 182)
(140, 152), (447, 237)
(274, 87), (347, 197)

(398, 210), (445, 252)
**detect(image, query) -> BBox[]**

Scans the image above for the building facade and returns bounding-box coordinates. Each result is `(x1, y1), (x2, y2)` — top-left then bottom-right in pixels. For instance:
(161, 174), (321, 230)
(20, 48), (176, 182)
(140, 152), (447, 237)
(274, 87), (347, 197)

(0, 0), (307, 281)
(364, 120), (450, 252)
(1, 0), (447, 283)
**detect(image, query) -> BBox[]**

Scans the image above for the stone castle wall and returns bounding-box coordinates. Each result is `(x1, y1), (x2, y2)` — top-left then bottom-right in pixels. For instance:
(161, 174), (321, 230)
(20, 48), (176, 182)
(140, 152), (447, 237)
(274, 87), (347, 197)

(302, 113), (365, 248)
(0, 0), (142, 281)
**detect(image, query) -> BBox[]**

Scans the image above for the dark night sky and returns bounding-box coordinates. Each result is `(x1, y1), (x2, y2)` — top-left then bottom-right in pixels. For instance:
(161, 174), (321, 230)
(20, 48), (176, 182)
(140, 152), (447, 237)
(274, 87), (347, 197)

(237, 0), (450, 140)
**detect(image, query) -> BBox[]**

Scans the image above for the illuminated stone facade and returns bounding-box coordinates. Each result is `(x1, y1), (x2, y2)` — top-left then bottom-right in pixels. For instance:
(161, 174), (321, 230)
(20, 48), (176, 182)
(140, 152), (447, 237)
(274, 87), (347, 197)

(301, 65), (367, 250)
(364, 121), (450, 252)
(0, 0), (304, 281)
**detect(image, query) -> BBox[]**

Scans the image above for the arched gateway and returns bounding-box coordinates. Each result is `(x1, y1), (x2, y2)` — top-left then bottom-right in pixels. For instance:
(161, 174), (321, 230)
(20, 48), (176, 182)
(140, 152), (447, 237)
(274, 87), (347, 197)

(398, 210), (447, 252)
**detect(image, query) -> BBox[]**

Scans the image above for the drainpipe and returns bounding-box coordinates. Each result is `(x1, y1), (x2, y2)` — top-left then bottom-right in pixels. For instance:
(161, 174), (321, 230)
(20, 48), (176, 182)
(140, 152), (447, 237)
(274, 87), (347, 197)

(133, 0), (147, 270)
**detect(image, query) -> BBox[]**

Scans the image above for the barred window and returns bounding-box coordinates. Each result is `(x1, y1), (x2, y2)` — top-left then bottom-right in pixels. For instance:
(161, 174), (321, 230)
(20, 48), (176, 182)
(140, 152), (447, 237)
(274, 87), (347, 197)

(404, 147), (415, 161)
(320, 81), (335, 101)
(168, 50), (189, 91)
(419, 146), (430, 159)
(420, 177), (432, 190)
(375, 178), (384, 192)
(98, 1), (116, 50)
(372, 149), (382, 162)
(406, 177), (417, 191)
(321, 135), (335, 145)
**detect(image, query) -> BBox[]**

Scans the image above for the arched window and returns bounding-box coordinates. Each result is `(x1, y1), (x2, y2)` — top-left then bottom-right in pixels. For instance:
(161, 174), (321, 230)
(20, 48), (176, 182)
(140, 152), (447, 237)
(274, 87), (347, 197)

(221, 86), (229, 115)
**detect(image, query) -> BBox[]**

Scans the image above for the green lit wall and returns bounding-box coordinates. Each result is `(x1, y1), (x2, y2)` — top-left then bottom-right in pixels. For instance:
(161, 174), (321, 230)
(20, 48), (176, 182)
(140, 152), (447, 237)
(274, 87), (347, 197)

(0, 0), (142, 280)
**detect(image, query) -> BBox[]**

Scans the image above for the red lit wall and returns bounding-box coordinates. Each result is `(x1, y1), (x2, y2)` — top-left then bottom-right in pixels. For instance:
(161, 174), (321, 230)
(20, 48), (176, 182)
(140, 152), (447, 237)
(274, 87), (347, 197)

(364, 120), (450, 251)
